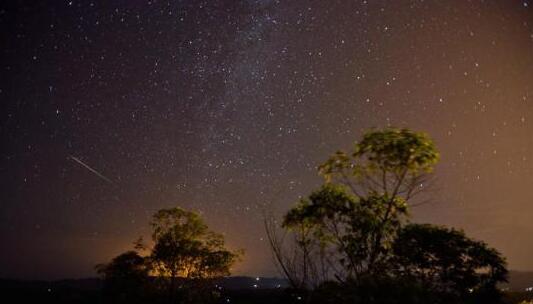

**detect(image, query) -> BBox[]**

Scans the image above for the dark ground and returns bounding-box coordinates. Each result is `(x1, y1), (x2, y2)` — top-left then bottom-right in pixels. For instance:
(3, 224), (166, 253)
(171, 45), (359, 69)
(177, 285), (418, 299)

(1, 273), (532, 304)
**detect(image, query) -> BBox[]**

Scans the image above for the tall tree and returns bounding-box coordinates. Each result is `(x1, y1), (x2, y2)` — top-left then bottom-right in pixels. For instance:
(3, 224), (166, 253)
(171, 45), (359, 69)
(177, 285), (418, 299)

(267, 128), (440, 290)
(318, 128), (440, 273)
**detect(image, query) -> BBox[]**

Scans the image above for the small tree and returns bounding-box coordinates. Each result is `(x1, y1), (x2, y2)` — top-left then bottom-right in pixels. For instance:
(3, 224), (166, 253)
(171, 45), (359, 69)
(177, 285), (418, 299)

(265, 206), (331, 291)
(95, 251), (150, 303)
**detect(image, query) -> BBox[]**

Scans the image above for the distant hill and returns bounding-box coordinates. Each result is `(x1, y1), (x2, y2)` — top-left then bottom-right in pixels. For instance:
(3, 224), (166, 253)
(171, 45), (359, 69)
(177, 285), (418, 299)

(503, 271), (533, 292)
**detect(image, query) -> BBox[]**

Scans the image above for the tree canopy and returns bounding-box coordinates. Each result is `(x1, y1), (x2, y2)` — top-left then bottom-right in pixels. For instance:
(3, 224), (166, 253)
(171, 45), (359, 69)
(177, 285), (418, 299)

(95, 251), (150, 303)
(393, 223), (508, 301)
(319, 127), (439, 200)
(150, 207), (240, 280)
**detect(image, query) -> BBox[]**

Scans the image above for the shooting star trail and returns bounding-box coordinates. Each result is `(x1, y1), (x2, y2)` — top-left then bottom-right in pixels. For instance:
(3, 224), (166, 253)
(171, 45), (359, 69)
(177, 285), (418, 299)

(69, 155), (114, 184)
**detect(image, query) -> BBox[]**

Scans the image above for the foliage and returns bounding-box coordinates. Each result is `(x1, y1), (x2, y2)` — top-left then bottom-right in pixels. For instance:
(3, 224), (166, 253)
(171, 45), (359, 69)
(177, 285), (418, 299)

(95, 251), (150, 303)
(392, 223), (508, 303)
(319, 127), (439, 200)
(281, 184), (409, 281)
(150, 207), (240, 280)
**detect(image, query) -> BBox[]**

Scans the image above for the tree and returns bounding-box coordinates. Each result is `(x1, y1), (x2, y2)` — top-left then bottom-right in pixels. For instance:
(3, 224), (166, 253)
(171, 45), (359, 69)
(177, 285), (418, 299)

(95, 251), (150, 303)
(392, 224), (508, 303)
(268, 128), (440, 287)
(318, 128), (440, 274)
(282, 184), (410, 281)
(97, 207), (241, 303)
(149, 207), (241, 302)
(265, 201), (332, 291)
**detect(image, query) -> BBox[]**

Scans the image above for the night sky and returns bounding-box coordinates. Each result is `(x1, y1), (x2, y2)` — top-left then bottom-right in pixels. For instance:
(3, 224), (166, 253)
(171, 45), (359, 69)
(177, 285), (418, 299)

(1, 0), (532, 280)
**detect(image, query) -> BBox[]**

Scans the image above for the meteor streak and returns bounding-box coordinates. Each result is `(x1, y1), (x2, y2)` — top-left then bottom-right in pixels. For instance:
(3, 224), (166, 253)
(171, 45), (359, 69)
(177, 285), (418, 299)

(69, 155), (114, 184)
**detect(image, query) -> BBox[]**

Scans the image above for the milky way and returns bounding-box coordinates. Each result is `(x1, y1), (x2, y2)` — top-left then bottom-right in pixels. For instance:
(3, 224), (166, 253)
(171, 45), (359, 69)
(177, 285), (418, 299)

(1, 0), (532, 279)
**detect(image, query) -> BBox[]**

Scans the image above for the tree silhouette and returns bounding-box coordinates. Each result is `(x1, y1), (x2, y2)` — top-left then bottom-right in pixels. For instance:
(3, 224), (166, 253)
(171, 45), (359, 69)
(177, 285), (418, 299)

(392, 223), (508, 303)
(95, 251), (150, 303)
(97, 207), (241, 303)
